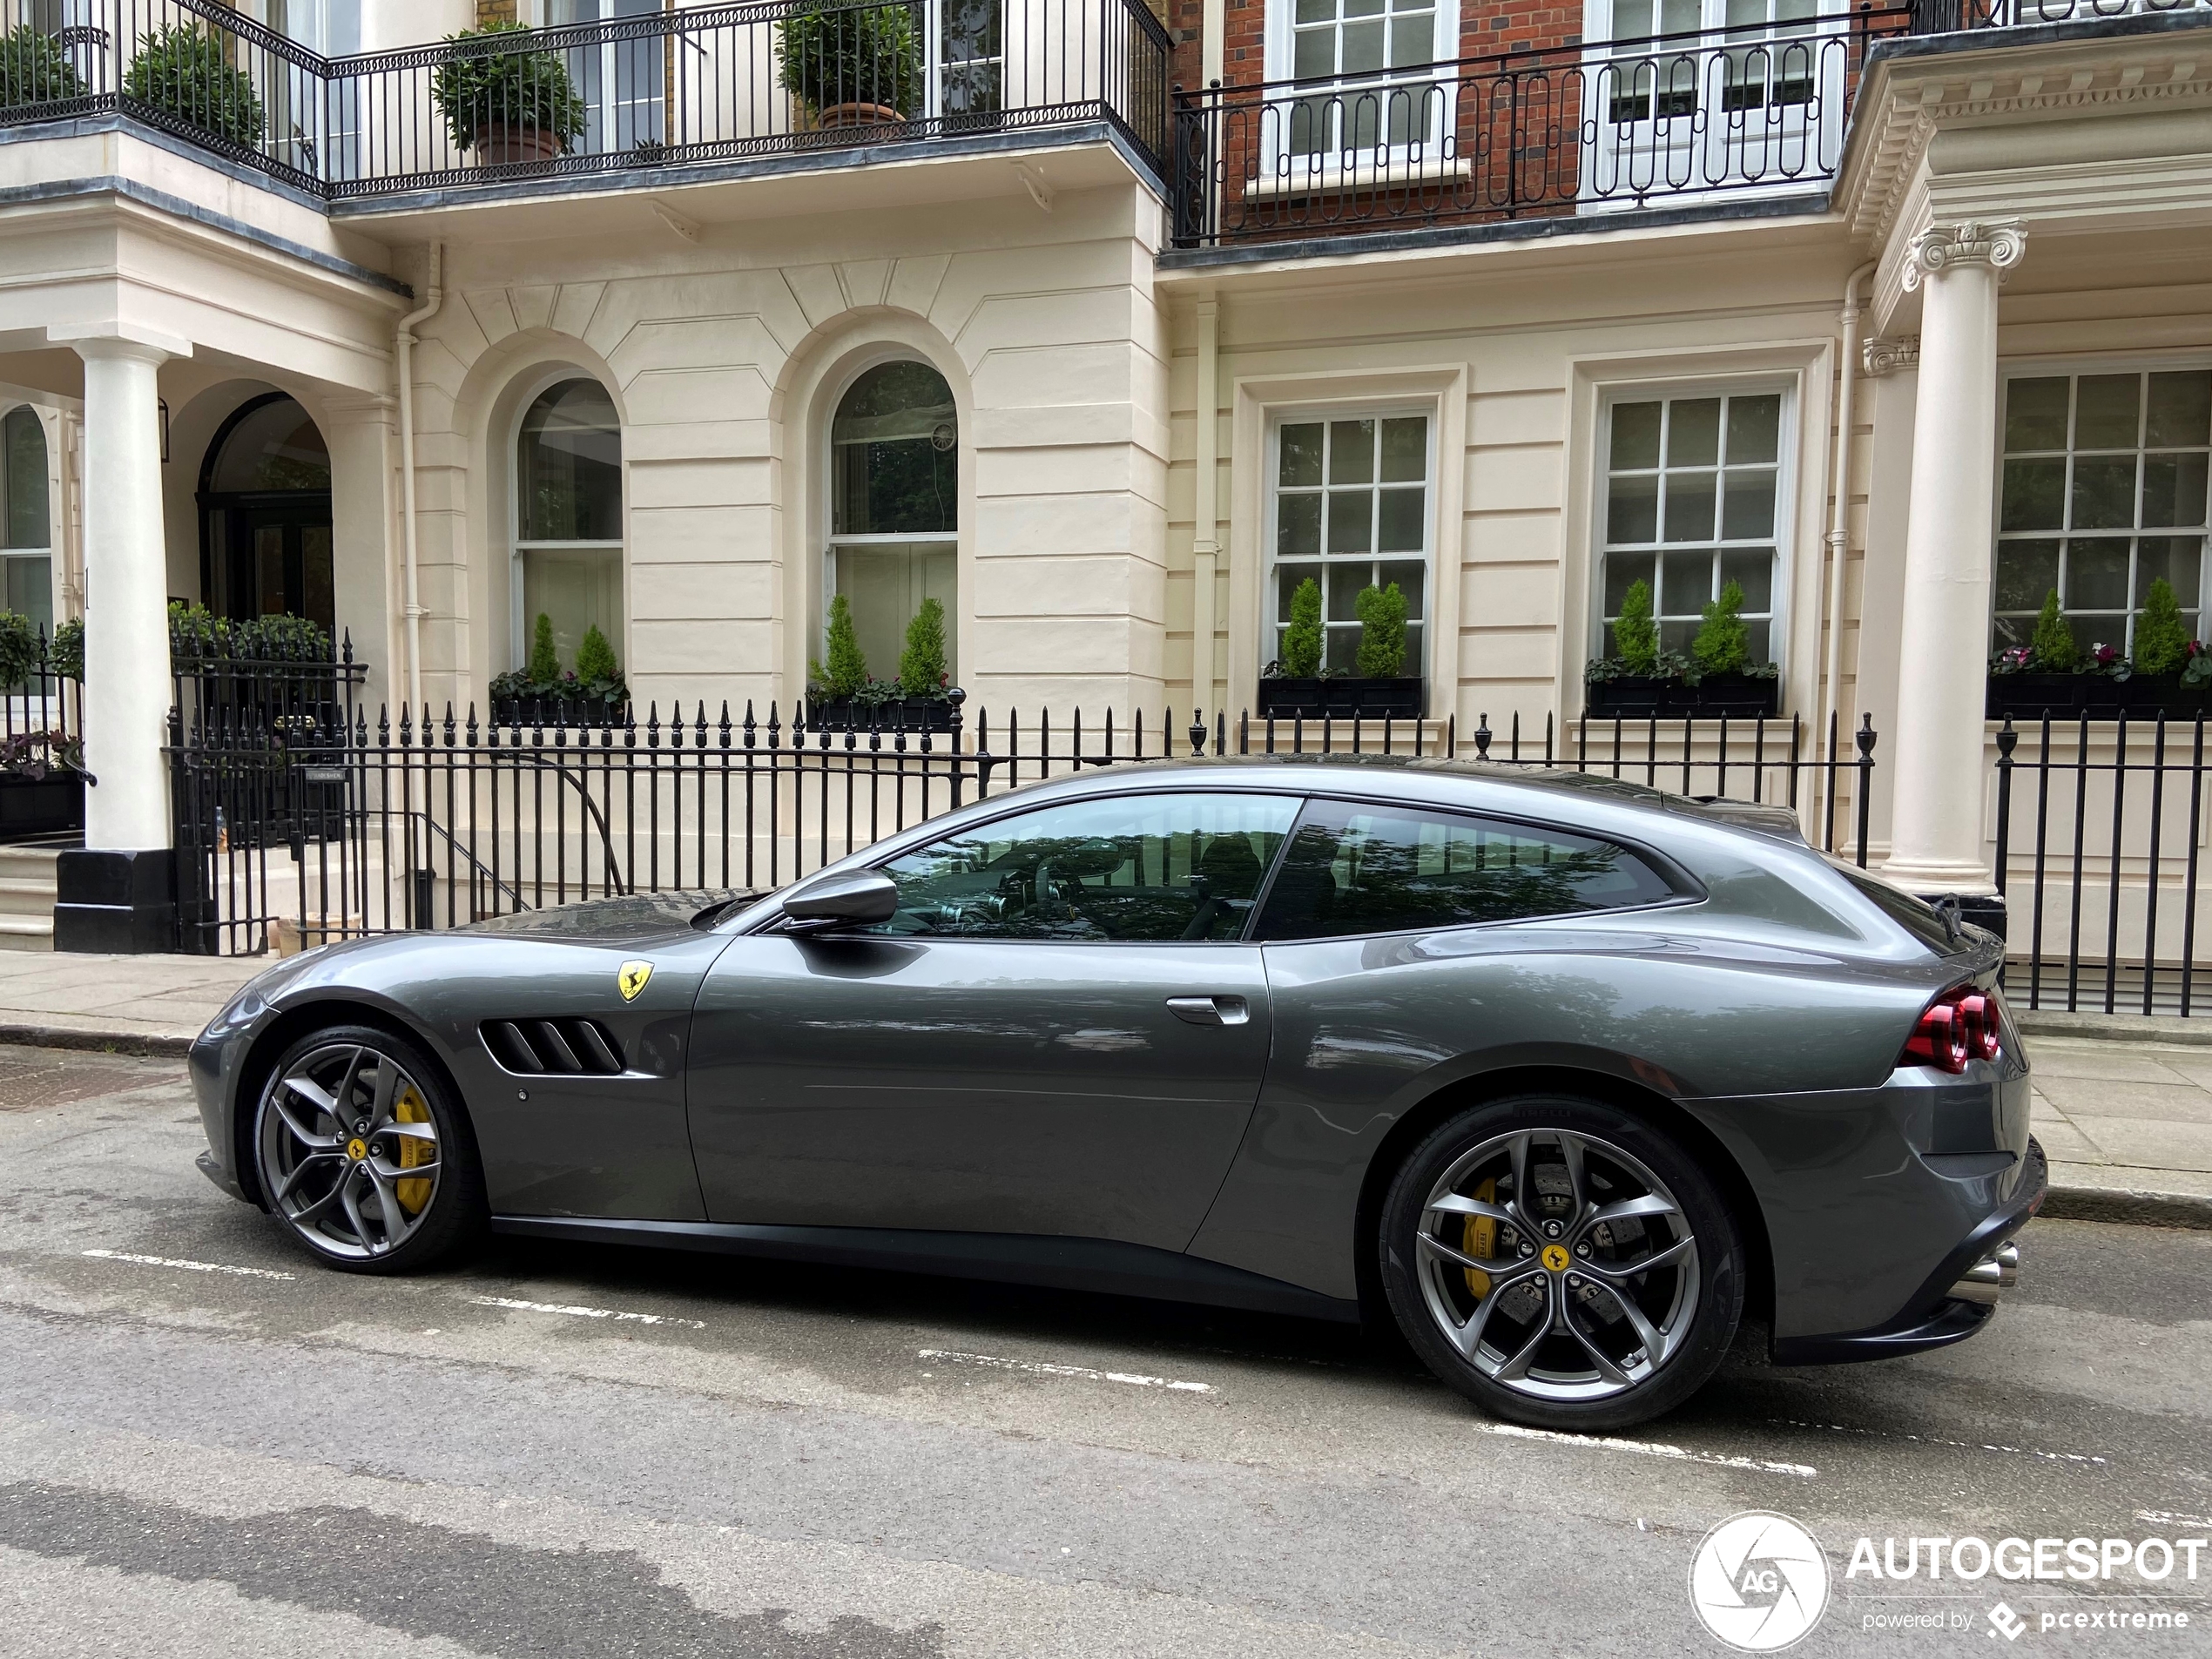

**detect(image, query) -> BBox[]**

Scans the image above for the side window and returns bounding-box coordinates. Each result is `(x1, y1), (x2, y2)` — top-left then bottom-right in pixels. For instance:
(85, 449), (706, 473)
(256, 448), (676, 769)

(870, 792), (1300, 942)
(1253, 799), (1677, 941)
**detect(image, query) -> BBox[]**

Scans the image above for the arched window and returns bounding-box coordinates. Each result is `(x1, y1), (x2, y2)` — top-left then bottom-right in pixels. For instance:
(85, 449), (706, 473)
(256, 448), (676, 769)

(3, 407), (54, 635)
(199, 392), (334, 630)
(516, 378), (624, 676)
(828, 361), (957, 688)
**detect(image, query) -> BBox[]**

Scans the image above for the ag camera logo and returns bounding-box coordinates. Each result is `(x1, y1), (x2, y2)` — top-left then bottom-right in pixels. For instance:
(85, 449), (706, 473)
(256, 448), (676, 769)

(1689, 1511), (1832, 1651)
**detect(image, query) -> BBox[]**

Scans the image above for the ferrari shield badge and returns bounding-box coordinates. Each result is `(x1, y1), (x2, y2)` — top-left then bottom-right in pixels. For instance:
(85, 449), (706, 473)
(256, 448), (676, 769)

(617, 960), (653, 1001)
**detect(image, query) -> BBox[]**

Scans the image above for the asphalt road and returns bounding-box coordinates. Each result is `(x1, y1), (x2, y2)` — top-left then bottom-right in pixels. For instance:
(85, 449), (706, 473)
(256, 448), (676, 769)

(1, 1043), (2207, 1658)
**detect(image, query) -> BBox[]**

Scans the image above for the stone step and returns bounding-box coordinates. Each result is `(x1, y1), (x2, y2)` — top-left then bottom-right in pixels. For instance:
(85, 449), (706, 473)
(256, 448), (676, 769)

(0, 914), (52, 952)
(0, 877), (57, 916)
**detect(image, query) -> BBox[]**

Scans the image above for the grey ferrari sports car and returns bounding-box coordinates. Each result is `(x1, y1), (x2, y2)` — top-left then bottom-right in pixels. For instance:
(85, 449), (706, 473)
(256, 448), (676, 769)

(191, 755), (2042, 1429)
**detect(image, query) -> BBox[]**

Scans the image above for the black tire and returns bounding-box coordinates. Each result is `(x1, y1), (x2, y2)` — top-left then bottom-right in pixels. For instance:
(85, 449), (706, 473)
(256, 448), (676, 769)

(252, 1022), (486, 1273)
(1378, 1093), (1743, 1431)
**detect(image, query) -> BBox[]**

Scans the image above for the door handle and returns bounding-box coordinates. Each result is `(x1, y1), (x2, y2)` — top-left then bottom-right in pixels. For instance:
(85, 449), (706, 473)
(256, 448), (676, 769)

(1166, 995), (1251, 1028)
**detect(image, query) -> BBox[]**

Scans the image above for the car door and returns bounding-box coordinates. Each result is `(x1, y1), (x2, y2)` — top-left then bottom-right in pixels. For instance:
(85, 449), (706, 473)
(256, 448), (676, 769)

(686, 789), (1301, 1251)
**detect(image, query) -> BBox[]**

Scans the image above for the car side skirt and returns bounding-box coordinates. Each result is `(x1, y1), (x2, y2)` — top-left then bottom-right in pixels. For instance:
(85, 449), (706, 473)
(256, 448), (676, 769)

(491, 1216), (1365, 1325)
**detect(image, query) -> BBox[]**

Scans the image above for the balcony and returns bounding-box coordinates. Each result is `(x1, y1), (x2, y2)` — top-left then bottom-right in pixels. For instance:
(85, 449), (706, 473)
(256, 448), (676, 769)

(1165, 0), (2212, 255)
(0, 0), (1171, 210)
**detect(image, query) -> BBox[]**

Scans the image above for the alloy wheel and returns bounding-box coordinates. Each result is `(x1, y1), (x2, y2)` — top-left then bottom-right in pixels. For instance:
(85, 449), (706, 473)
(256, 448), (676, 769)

(256, 1041), (442, 1261)
(1412, 1127), (1700, 1405)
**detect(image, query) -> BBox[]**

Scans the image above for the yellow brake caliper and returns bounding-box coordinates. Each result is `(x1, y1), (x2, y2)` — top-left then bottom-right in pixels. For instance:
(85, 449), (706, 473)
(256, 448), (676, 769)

(1461, 1177), (1498, 1299)
(394, 1086), (432, 1214)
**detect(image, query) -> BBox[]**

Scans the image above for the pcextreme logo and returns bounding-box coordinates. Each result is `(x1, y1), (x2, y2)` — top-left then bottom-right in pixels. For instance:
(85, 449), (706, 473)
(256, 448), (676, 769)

(1689, 1511), (1832, 1652)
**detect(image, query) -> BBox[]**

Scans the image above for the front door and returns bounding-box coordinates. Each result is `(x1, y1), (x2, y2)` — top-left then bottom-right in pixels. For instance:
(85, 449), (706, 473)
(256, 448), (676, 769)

(686, 789), (1299, 1251)
(206, 499), (335, 631)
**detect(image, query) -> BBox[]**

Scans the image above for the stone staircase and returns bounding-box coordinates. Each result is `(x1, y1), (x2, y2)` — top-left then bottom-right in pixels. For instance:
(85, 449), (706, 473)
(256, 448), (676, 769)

(0, 843), (62, 951)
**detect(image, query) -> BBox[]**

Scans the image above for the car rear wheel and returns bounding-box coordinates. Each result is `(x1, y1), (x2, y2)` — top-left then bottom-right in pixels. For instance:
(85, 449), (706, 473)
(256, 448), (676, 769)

(253, 1024), (485, 1272)
(1379, 1094), (1743, 1431)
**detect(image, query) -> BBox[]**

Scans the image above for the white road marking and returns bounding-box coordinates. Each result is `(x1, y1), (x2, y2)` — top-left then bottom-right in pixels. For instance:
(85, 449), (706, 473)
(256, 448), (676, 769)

(1770, 1417), (2107, 1466)
(82, 1249), (294, 1281)
(2138, 1508), (2212, 1530)
(1476, 1421), (1817, 1477)
(470, 1294), (705, 1330)
(917, 1348), (1214, 1393)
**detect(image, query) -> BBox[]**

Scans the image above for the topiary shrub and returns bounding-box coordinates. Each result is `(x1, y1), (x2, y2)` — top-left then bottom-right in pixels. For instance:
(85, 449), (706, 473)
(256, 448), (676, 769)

(778, 0), (921, 118)
(0, 611), (38, 690)
(574, 622), (620, 685)
(1353, 582), (1408, 678)
(1612, 577), (1659, 675)
(897, 596), (948, 698)
(1278, 577), (1324, 678)
(125, 24), (266, 148)
(431, 21), (587, 154)
(1692, 579), (1751, 678)
(2030, 588), (2080, 672)
(2133, 577), (2192, 676)
(0, 24), (84, 108)
(527, 611), (562, 684)
(50, 617), (82, 682)
(811, 593), (869, 697)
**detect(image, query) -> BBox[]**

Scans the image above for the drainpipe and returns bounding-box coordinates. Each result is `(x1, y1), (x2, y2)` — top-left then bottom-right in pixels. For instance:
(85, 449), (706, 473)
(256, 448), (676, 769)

(395, 242), (443, 713)
(1192, 300), (1221, 722)
(1821, 260), (1878, 845)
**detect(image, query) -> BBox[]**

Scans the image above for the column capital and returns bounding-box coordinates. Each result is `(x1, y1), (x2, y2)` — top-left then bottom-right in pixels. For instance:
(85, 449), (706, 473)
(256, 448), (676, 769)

(45, 321), (192, 364)
(1900, 220), (2027, 292)
(1862, 334), (1920, 377)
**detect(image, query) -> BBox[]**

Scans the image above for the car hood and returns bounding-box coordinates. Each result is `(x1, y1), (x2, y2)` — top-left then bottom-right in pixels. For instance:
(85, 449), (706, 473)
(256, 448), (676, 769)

(455, 889), (757, 943)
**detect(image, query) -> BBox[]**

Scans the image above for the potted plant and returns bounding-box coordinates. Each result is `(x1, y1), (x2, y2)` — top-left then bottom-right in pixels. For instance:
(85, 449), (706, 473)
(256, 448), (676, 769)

(1258, 579), (1425, 718)
(1, 23), (84, 111)
(806, 596), (960, 732)
(1585, 578), (1778, 717)
(779, 0), (921, 134)
(125, 22), (266, 148)
(491, 613), (628, 725)
(1585, 577), (1676, 716)
(1986, 589), (2087, 718)
(2108, 577), (2212, 718)
(432, 20), (587, 166)
(1683, 579), (1779, 716)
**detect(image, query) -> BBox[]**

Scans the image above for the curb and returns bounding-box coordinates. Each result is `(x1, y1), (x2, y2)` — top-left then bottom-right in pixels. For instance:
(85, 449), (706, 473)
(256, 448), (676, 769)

(2015, 1009), (2212, 1045)
(2042, 1183), (2212, 1231)
(0, 1023), (194, 1058)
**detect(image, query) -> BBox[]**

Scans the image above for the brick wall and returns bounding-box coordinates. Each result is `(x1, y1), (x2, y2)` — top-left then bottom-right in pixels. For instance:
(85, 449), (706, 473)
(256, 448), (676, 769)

(475, 0), (516, 24)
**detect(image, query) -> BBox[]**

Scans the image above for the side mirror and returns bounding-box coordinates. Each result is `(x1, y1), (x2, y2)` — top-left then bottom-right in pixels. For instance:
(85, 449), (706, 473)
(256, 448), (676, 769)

(780, 868), (898, 933)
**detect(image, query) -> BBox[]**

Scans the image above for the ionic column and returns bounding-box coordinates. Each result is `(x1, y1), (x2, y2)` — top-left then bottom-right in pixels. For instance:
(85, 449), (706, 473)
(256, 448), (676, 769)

(1881, 220), (2024, 897)
(48, 323), (191, 951)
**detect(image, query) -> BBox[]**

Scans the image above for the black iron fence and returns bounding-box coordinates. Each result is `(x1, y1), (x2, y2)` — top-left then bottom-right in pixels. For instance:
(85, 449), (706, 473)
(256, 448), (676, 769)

(0, 0), (1173, 194)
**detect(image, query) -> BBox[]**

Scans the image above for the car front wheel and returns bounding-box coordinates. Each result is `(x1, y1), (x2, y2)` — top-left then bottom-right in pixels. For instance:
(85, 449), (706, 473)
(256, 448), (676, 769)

(253, 1023), (485, 1272)
(1379, 1094), (1743, 1431)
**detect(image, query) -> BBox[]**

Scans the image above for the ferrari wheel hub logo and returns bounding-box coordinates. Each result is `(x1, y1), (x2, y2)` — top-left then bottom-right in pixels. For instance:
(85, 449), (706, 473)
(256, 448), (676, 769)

(1541, 1242), (1571, 1273)
(617, 960), (653, 1001)
(345, 1137), (368, 1163)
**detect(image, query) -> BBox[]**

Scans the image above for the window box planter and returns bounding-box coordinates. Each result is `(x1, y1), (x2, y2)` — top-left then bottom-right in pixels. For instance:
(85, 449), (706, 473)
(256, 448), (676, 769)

(803, 695), (957, 734)
(490, 692), (629, 729)
(0, 772), (84, 840)
(1585, 673), (1779, 719)
(1256, 677), (1425, 720)
(1987, 673), (2212, 721)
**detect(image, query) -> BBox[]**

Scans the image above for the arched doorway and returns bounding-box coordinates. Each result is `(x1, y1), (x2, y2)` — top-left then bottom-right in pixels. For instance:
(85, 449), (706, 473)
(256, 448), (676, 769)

(198, 393), (334, 631)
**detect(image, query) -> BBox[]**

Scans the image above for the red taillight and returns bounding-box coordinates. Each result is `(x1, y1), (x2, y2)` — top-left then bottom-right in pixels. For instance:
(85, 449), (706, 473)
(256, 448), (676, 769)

(1903, 988), (2001, 1073)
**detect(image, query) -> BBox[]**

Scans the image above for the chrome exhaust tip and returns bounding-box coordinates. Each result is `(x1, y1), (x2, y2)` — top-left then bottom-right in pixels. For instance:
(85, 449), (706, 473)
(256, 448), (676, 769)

(1950, 1240), (2020, 1306)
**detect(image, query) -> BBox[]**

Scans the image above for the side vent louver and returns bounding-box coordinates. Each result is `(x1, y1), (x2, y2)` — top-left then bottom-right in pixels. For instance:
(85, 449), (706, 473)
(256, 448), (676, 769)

(482, 1019), (626, 1076)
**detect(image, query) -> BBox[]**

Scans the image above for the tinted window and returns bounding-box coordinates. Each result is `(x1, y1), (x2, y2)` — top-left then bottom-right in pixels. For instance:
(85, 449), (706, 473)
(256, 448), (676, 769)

(868, 792), (1298, 942)
(1253, 799), (1676, 941)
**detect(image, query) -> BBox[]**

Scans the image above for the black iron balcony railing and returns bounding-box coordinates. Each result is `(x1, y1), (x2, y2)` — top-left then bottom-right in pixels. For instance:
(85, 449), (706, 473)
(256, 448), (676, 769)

(0, 0), (1171, 200)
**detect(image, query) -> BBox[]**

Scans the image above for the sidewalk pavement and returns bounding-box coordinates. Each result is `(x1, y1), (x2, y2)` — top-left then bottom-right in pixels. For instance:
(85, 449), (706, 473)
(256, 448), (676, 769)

(2, 953), (2206, 1227)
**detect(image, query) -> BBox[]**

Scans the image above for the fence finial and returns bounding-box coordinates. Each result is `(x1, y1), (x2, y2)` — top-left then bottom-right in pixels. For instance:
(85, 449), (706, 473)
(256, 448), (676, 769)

(1190, 709), (1206, 757)
(1474, 714), (1492, 759)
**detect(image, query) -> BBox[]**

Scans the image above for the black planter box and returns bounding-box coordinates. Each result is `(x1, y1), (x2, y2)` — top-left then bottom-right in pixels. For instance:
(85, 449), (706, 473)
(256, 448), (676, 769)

(1986, 673), (2212, 721)
(1256, 676), (1425, 719)
(803, 695), (957, 734)
(1586, 673), (1779, 719)
(490, 692), (629, 728)
(0, 772), (84, 840)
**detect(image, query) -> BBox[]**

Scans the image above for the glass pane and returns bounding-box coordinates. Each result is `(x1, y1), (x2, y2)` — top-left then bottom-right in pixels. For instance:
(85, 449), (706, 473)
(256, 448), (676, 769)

(1379, 416), (1426, 482)
(2074, 374), (2141, 450)
(254, 526), (286, 617)
(2000, 458), (2066, 532)
(2064, 541), (2131, 612)
(1296, 0), (1334, 20)
(300, 525), (334, 634)
(1741, 618), (1770, 664)
(3, 556), (51, 637)
(1659, 550), (1714, 618)
(831, 362), (956, 537)
(1340, 19), (1385, 72)
(2004, 378), (2070, 453)
(1718, 549), (1773, 613)
(1329, 421), (1375, 484)
(1610, 401), (1662, 469)
(1725, 395), (1781, 465)
(1325, 624), (1360, 674)
(1377, 486), (1424, 552)
(2, 408), (48, 550)
(1660, 0), (1699, 31)
(1280, 422), (1325, 488)
(1603, 552), (1656, 615)
(1277, 562), (1321, 623)
(2141, 453), (2209, 529)
(1387, 19), (1432, 70)
(1326, 563), (1368, 622)
(2070, 455), (2139, 531)
(1277, 493), (1322, 556)
(1658, 618), (1697, 654)
(2147, 371), (2212, 449)
(520, 380), (622, 542)
(521, 548), (624, 673)
(834, 542), (958, 688)
(872, 792), (1300, 942)
(1662, 472), (1716, 542)
(1327, 492), (1372, 553)
(1253, 799), (1677, 941)
(1994, 540), (2061, 613)
(1378, 559), (1426, 620)
(1720, 469), (1777, 540)
(1294, 28), (1335, 78)
(1607, 473), (1658, 543)
(1666, 399), (1721, 467)
(1344, 0), (1385, 13)
(211, 396), (331, 494)
(2136, 537), (2203, 609)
